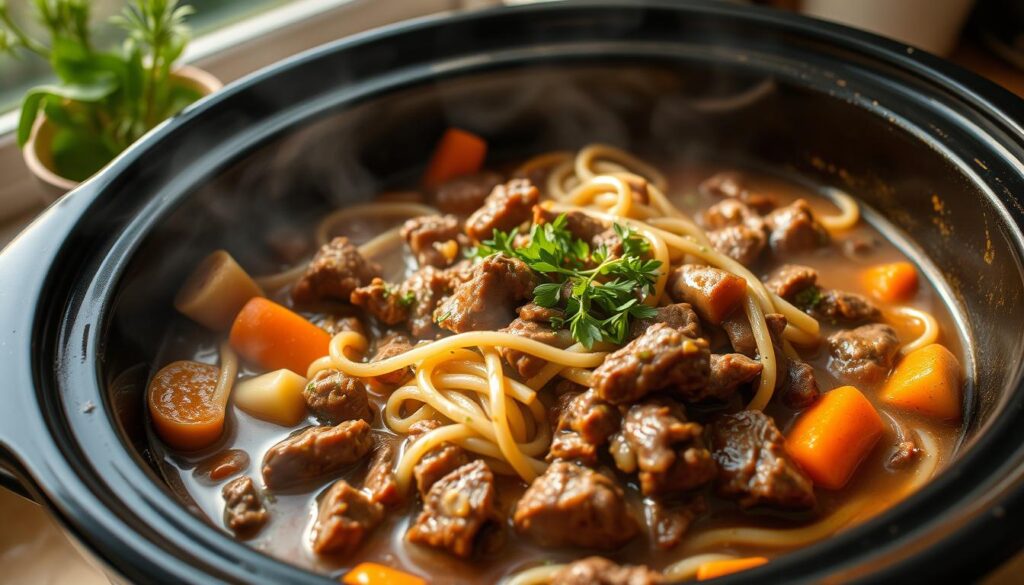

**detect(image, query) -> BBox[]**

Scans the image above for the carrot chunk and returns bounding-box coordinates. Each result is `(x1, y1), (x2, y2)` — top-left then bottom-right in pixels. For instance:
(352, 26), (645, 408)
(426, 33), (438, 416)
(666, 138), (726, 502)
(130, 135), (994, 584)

(421, 128), (487, 189)
(787, 385), (883, 490)
(669, 264), (748, 325)
(696, 557), (769, 580)
(229, 298), (330, 375)
(342, 563), (426, 585)
(863, 261), (918, 302)
(148, 361), (226, 451)
(881, 344), (962, 421)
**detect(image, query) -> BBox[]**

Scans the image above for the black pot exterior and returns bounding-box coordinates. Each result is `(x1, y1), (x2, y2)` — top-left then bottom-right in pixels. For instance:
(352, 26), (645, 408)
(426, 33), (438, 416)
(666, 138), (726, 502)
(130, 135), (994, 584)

(2, 2), (1024, 583)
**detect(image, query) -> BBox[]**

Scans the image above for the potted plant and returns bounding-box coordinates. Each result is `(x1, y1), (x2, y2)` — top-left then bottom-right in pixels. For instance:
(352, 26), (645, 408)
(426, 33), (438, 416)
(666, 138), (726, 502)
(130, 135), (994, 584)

(0, 0), (221, 195)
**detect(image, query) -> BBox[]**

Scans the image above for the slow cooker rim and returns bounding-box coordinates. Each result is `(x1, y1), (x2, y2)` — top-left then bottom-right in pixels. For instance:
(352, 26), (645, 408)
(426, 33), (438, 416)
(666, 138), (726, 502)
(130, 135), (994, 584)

(2, 2), (1024, 583)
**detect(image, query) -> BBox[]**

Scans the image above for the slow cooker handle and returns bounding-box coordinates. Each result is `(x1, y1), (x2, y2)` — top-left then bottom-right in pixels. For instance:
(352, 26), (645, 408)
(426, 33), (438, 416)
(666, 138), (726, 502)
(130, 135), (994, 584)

(0, 182), (99, 504)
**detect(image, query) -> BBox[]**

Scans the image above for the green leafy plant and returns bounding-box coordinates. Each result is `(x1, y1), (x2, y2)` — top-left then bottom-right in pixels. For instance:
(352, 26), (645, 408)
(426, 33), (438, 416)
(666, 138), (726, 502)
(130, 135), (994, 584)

(472, 214), (662, 348)
(0, 0), (201, 181)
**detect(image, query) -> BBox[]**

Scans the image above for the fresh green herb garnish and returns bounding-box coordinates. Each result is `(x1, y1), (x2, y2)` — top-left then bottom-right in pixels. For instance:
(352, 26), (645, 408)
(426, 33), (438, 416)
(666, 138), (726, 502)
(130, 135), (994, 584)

(794, 286), (823, 310)
(398, 290), (416, 308)
(472, 214), (661, 348)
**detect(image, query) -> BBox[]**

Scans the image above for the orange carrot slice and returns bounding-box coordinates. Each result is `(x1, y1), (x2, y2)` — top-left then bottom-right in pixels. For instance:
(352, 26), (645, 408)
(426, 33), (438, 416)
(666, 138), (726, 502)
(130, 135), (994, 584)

(862, 261), (918, 302)
(787, 385), (884, 490)
(697, 557), (769, 580)
(881, 344), (962, 421)
(148, 360), (228, 450)
(229, 298), (330, 375)
(342, 563), (426, 585)
(421, 128), (487, 189)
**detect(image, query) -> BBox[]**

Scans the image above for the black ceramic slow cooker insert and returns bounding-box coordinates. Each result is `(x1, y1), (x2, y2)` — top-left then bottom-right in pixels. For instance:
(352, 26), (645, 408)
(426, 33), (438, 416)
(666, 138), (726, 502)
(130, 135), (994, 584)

(1, 2), (1023, 583)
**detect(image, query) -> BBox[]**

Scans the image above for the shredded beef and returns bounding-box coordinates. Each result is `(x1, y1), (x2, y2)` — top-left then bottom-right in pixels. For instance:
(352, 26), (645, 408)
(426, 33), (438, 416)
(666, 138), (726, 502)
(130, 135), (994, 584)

(364, 439), (400, 506)
(706, 353), (763, 401)
(814, 289), (882, 324)
(547, 389), (620, 465)
(699, 171), (777, 213)
(779, 359), (820, 409)
(643, 495), (707, 550)
(369, 333), (414, 387)
(763, 264), (818, 299)
(501, 304), (573, 378)
(709, 410), (815, 509)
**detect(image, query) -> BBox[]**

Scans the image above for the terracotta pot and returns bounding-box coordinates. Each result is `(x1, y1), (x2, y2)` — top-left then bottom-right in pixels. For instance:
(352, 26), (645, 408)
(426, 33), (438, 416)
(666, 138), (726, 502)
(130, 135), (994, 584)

(21, 65), (223, 200)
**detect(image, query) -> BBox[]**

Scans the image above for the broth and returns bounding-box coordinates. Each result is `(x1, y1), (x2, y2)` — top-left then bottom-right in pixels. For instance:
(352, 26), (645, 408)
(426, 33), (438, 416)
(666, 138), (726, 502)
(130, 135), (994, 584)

(151, 156), (966, 583)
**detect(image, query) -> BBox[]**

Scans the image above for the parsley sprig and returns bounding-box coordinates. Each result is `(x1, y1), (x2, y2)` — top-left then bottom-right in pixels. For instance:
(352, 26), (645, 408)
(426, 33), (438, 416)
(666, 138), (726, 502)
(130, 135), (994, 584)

(472, 214), (661, 348)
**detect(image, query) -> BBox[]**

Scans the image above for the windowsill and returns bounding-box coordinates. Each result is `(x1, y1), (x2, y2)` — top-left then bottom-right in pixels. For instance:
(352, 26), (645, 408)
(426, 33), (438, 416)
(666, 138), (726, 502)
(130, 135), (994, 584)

(0, 0), (476, 223)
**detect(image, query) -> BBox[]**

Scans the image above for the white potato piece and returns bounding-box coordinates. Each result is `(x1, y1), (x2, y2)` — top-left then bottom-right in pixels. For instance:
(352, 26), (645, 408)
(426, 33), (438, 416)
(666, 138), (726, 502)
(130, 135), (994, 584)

(174, 250), (264, 331)
(233, 370), (308, 426)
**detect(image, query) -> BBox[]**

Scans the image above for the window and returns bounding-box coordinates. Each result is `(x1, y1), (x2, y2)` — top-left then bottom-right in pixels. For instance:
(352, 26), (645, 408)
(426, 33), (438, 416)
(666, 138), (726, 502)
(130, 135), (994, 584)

(0, 0), (292, 113)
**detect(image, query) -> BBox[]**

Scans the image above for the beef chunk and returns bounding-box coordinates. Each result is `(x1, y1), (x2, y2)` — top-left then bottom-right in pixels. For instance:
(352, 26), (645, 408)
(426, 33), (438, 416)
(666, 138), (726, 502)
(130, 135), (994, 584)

(700, 171), (777, 213)
(700, 201), (768, 266)
(668, 264), (747, 325)
(709, 410), (815, 509)
(779, 359), (820, 409)
(407, 460), (497, 557)
(369, 333), (414, 387)
(814, 289), (882, 324)
(364, 440), (400, 506)
(432, 171), (503, 216)
(722, 312), (757, 357)
(402, 214), (464, 268)
(591, 323), (710, 404)
(262, 420), (373, 489)
(765, 200), (829, 255)
(465, 179), (540, 241)
(349, 278), (410, 326)
(621, 400), (717, 496)
(407, 420), (470, 497)
(310, 479), (384, 556)
(513, 461), (638, 549)
(643, 495), (707, 550)
(706, 353), (763, 400)
(221, 476), (267, 536)
(304, 369), (372, 425)
(314, 314), (365, 337)
(501, 304), (573, 378)
(292, 237), (381, 305)
(708, 224), (767, 267)
(827, 323), (901, 383)
(548, 390), (620, 464)
(589, 323), (708, 405)
(551, 557), (664, 585)
(628, 302), (702, 340)
(763, 264), (818, 299)
(351, 266), (463, 339)
(888, 440), (921, 470)
(533, 206), (607, 243)
(434, 254), (536, 333)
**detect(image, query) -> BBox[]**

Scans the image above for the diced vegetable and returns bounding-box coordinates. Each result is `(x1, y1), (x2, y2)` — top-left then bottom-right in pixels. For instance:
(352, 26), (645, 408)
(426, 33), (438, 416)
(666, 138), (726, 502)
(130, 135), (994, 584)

(233, 369), (309, 426)
(421, 128), (487, 189)
(342, 562), (426, 585)
(229, 298), (331, 375)
(862, 261), (918, 303)
(174, 250), (264, 331)
(696, 556), (769, 580)
(881, 344), (962, 421)
(669, 264), (747, 325)
(148, 360), (229, 450)
(787, 385), (883, 490)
